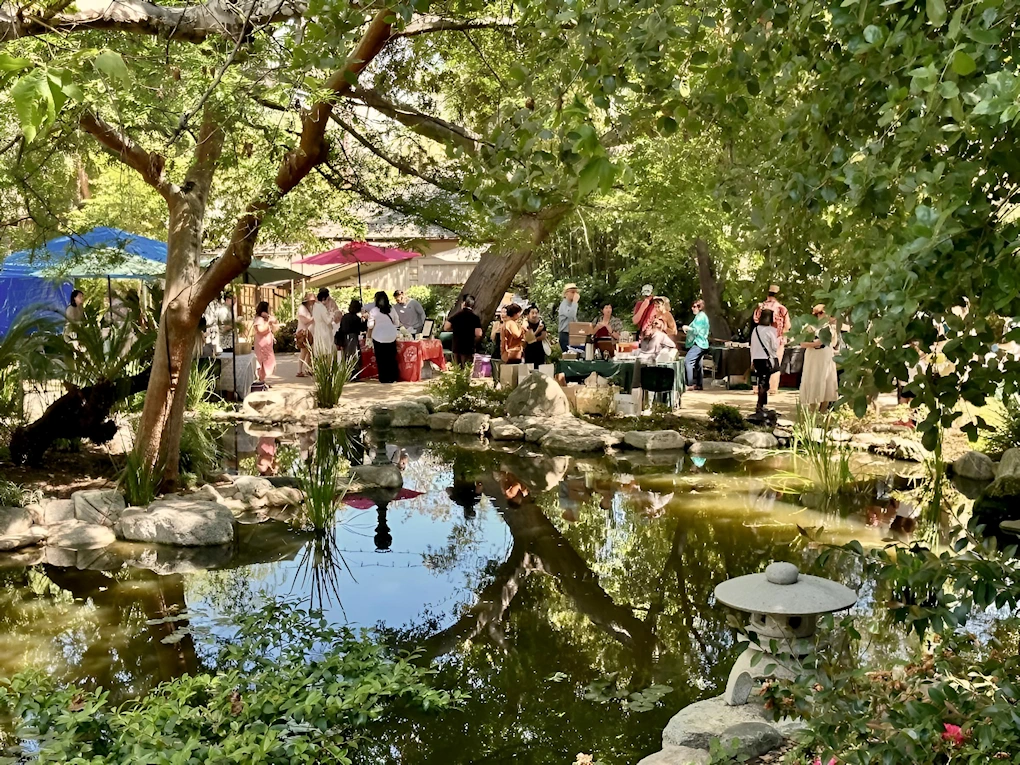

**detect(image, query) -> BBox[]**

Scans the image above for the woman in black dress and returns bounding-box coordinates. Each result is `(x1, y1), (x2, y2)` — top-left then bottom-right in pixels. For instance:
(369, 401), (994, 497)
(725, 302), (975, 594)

(523, 304), (548, 367)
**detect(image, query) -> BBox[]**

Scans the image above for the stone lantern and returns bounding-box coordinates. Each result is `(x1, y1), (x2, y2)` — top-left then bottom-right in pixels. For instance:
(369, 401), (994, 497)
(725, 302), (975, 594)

(714, 561), (857, 706)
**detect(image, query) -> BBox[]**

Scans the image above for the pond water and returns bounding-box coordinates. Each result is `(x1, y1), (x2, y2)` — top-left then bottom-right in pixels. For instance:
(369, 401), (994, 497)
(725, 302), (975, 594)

(0, 429), (940, 763)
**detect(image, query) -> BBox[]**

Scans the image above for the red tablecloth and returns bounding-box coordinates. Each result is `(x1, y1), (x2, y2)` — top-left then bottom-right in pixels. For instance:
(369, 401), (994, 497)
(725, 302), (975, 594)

(359, 338), (447, 382)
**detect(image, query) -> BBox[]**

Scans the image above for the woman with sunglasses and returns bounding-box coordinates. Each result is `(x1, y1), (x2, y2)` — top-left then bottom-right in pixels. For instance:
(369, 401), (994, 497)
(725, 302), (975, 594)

(682, 299), (710, 390)
(799, 304), (840, 412)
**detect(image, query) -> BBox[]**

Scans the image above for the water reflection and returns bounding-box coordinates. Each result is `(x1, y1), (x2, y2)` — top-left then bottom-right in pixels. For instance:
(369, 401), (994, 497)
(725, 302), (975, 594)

(0, 427), (956, 762)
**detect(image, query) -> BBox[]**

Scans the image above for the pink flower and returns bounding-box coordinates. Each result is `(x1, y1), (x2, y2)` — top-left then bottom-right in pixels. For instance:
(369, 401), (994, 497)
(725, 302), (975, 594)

(942, 723), (966, 747)
(811, 758), (837, 765)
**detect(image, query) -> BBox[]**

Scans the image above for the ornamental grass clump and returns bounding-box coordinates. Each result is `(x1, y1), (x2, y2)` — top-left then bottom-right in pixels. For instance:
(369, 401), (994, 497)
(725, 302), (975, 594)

(311, 351), (358, 409)
(0, 599), (461, 762)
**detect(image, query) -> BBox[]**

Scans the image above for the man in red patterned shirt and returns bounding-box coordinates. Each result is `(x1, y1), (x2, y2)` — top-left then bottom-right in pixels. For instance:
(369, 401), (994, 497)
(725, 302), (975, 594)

(753, 285), (790, 394)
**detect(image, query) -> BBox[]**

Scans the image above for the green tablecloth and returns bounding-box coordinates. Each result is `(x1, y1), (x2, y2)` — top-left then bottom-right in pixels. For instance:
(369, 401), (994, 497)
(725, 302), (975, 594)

(555, 359), (685, 397)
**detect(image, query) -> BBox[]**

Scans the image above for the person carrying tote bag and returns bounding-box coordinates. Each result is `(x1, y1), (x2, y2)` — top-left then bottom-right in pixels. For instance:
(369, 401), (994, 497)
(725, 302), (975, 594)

(750, 309), (779, 414)
(368, 291), (401, 383)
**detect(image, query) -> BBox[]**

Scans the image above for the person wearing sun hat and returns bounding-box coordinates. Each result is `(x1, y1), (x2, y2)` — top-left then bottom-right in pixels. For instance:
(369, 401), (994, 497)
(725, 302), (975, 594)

(753, 284), (790, 394)
(632, 283), (656, 333)
(557, 283), (580, 350)
(296, 291), (316, 376)
(799, 303), (840, 412)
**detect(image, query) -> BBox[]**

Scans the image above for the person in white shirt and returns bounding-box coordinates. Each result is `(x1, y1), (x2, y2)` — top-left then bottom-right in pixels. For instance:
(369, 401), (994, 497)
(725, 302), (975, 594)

(312, 289), (336, 358)
(367, 290), (400, 383)
(750, 308), (779, 414)
(296, 292), (315, 376)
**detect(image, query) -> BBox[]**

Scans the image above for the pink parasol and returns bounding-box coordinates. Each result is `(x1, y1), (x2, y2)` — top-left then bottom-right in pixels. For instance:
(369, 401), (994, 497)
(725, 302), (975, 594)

(296, 242), (420, 299)
(343, 488), (425, 510)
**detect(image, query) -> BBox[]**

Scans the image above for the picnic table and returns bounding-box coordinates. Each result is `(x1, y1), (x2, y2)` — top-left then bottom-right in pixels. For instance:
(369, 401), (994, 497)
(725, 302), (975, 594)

(359, 338), (447, 382)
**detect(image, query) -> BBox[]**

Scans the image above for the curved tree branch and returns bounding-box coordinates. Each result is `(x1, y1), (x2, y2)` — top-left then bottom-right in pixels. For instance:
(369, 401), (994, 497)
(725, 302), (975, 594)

(394, 14), (515, 37)
(350, 87), (485, 154)
(0, 0), (306, 43)
(79, 112), (177, 200)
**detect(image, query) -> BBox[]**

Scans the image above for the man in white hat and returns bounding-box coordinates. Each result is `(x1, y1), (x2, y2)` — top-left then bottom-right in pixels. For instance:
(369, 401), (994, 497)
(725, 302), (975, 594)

(753, 284), (790, 394)
(296, 291), (316, 376)
(558, 283), (580, 350)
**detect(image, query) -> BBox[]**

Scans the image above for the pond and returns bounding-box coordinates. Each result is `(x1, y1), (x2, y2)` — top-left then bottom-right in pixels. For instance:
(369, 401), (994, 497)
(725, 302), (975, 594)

(0, 429), (940, 763)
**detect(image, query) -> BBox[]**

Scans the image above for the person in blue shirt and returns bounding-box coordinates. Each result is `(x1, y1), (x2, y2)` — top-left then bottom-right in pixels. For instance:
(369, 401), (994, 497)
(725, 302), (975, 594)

(682, 299), (711, 389)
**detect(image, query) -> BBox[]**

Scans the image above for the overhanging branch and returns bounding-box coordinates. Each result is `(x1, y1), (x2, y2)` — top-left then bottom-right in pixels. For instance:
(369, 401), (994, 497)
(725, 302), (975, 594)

(394, 15), (515, 37)
(351, 87), (485, 155)
(79, 112), (176, 200)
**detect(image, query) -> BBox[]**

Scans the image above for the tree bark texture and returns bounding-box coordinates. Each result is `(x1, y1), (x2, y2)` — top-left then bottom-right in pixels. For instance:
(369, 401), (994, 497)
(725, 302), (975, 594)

(9, 368), (150, 466)
(694, 237), (732, 341)
(455, 206), (572, 327)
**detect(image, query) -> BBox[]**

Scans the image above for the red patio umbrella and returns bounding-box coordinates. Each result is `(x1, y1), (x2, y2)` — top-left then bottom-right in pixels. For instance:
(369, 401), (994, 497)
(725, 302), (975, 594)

(296, 242), (421, 300)
(343, 488), (425, 510)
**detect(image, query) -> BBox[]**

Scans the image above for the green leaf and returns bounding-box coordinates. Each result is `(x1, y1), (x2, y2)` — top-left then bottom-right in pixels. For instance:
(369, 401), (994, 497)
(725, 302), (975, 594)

(0, 53), (31, 73)
(952, 51), (977, 76)
(863, 25), (882, 43)
(11, 70), (53, 144)
(925, 0), (947, 26)
(938, 81), (959, 99)
(94, 49), (129, 82)
(690, 51), (709, 66)
(577, 157), (613, 199)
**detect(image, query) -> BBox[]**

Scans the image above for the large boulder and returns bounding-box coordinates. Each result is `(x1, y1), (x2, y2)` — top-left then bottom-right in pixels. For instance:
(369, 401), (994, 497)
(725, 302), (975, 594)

(952, 451), (996, 482)
(116, 499), (234, 546)
(72, 489), (126, 527)
(389, 401), (430, 428)
(981, 448), (1020, 501)
(349, 464), (403, 490)
(0, 526), (48, 552)
(38, 498), (75, 525)
(453, 413), (491, 436)
(47, 520), (117, 549)
(428, 412), (459, 431)
(733, 431), (779, 450)
(663, 695), (798, 751)
(892, 436), (929, 463)
(0, 507), (33, 537)
(505, 374), (571, 418)
(624, 431), (687, 451)
(719, 722), (783, 759)
(490, 419), (525, 441)
(266, 487), (304, 507)
(232, 475), (273, 501)
(637, 747), (710, 765)
(687, 441), (752, 458)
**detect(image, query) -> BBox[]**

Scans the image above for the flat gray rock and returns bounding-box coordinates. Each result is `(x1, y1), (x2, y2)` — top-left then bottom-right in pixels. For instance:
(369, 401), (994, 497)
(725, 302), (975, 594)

(524, 426), (549, 443)
(541, 431), (606, 453)
(687, 441), (752, 457)
(637, 746), (710, 765)
(349, 464), (403, 490)
(232, 475), (273, 500)
(996, 447), (1020, 479)
(265, 487), (303, 507)
(0, 507), (33, 538)
(490, 419), (525, 441)
(191, 484), (225, 503)
(47, 520), (117, 550)
(952, 450), (995, 482)
(624, 431), (687, 451)
(505, 374), (571, 417)
(0, 527), (48, 552)
(72, 490), (126, 527)
(428, 412), (459, 431)
(453, 413), (491, 436)
(38, 498), (75, 526)
(891, 436), (929, 463)
(116, 500), (234, 546)
(663, 695), (792, 751)
(719, 722), (783, 758)
(733, 431), (779, 449)
(849, 433), (889, 451)
(389, 401), (430, 428)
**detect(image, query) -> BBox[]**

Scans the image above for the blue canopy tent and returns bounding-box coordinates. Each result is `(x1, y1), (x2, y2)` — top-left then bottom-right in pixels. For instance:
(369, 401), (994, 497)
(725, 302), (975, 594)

(0, 227), (168, 337)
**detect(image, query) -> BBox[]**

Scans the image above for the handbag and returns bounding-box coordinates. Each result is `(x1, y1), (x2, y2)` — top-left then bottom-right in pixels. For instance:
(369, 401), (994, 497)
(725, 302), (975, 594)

(754, 327), (780, 374)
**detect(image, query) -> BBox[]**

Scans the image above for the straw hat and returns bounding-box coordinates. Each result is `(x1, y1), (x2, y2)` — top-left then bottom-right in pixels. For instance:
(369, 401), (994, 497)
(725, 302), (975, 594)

(811, 303), (826, 315)
(641, 284), (653, 296)
(302, 291), (315, 303)
(563, 283), (579, 293)
(768, 284), (780, 295)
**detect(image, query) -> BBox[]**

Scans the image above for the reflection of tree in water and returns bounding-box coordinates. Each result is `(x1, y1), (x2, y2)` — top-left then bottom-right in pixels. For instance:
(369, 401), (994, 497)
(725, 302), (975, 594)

(0, 567), (201, 703)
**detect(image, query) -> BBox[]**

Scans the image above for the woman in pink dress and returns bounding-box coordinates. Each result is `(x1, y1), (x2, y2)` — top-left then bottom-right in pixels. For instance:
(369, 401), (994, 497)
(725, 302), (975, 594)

(251, 301), (280, 383)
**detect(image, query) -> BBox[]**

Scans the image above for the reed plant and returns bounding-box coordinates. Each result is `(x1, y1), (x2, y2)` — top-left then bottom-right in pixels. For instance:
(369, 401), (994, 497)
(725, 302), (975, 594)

(769, 407), (857, 497)
(120, 449), (163, 506)
(311, 351), (359, 409)
(186, 362), (219, 412)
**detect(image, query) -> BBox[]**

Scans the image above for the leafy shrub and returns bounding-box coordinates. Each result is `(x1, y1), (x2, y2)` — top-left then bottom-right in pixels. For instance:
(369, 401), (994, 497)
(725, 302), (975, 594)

(984, 394), (1020, 457)
(0, 480), (30, 507)
(186, 361), (219, 412)
(0, 599), (460, 763)
(311, 351), (358, 409)
(427, 364), (509, 416)
(708, 403), (744, 432)
(275, 318), (299, 353)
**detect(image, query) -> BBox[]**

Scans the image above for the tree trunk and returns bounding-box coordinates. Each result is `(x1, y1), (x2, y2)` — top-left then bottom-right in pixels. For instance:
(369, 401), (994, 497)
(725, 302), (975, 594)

(133, 195), (208, 485)
(454, 205), (572, 326)
(694, 237), (732, 340)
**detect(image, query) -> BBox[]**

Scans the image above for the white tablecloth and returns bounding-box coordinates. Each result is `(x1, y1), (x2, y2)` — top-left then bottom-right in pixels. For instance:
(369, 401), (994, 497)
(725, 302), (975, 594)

(217, 353), (256, 398)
